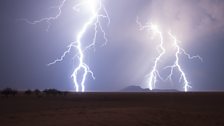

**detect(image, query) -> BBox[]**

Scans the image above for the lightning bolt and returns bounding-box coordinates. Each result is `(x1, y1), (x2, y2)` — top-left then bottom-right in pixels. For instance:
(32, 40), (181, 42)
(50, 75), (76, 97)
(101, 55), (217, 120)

(137, 18), (202, 92)
(166, 32), (202, 92)
(20, 0), (110, 92)
(136, 18), (166, 90)
(20, 0), (66, 31)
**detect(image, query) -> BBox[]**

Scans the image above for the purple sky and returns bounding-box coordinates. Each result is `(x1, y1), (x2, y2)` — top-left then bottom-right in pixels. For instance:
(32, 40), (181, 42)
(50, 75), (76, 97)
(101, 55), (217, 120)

(0, 0), (224, 91)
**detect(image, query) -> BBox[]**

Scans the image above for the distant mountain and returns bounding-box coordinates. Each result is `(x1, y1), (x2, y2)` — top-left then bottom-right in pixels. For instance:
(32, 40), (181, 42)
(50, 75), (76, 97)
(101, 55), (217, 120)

(121, 85), (179, 92)
(121, 86), (149, 92)
(151, 89), (179, 92)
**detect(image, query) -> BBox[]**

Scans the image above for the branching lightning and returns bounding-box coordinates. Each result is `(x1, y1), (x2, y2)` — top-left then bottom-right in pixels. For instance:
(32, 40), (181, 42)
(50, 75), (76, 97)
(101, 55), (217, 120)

(136, 18), (166, 90)
(20, 0), (66, 31)
(166, 32), (202, 92)
(137, 18), (202, 92)
(21, 0), (110, 92)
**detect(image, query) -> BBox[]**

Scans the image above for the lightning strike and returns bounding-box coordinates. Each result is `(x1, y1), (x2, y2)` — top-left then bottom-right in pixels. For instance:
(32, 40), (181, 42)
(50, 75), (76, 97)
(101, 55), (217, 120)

(137, 18), (202, 92)
(21, 0), (110, 92)
(136, 18), (166, 90)
(166, 32), (202, 92)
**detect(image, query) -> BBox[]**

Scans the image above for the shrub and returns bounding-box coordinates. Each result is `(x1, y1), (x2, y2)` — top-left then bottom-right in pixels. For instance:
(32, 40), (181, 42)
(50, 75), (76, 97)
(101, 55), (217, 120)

(43, 89), (62, 95)
(24, 89), (32, 95)
(34, 89), (41, 95)
(1, 88), (18, 96)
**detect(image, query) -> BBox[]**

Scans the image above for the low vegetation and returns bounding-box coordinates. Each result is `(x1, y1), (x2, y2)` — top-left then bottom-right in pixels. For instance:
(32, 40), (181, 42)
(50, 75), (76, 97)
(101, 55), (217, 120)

(0, 88), (18, 96)
(0, 88), (68, 97)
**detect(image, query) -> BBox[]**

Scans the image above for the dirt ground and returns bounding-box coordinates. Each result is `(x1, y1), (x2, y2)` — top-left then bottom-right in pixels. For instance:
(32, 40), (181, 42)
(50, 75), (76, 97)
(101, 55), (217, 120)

(0, 92), (224, 126)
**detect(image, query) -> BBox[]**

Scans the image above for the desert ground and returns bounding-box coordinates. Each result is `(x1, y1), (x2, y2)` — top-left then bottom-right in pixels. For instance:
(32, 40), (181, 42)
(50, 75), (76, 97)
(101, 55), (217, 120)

(0, 92), (224, 126)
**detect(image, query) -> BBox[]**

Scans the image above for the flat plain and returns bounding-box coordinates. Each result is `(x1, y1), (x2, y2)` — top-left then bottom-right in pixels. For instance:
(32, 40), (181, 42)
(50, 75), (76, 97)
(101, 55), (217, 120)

(0, 92), (224, 126)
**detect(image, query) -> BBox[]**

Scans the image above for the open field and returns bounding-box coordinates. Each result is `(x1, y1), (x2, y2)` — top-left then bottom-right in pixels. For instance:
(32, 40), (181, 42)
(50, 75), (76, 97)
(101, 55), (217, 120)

(0, 92), (224, 126)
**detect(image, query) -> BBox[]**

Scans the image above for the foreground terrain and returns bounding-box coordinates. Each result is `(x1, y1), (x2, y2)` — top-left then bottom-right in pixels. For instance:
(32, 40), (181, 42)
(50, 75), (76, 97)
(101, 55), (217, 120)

(0, 92), (224, 126)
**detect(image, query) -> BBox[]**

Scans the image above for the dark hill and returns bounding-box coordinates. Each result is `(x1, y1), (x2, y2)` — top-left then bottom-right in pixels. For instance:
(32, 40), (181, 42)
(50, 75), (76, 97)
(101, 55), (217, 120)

(121, 86), (179, 92)
(121, 86), (149, 92)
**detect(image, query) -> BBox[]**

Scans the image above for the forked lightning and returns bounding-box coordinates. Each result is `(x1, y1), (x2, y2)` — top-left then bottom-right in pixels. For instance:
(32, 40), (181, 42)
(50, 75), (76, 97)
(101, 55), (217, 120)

(21, 0), (110, 92)
(137, 18), (202, 92)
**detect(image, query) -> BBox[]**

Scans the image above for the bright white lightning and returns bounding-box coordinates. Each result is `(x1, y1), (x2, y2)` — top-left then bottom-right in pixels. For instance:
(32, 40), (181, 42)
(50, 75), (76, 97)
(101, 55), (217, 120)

(21, 0), (110, 92)
(137, 18), (202, 92)
(166, 32), (202, 92)
(136, 18), (166, 90)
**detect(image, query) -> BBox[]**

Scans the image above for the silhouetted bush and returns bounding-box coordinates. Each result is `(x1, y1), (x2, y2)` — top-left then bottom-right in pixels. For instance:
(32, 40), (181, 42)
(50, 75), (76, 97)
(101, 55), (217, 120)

(43, 89), (62, 95)
(34, 89), (41, 95)
(24, 89), (32, 95)
(1, 88), (18, 96)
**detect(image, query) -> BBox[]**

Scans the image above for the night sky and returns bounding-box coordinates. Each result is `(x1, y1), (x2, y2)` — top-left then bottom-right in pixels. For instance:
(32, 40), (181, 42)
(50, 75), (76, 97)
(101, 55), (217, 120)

(1, 0), (224, 91)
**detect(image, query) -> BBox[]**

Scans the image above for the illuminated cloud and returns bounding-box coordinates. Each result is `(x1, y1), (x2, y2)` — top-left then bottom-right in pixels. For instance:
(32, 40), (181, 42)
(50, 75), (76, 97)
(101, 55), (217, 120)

(139, 0), (224, 42)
